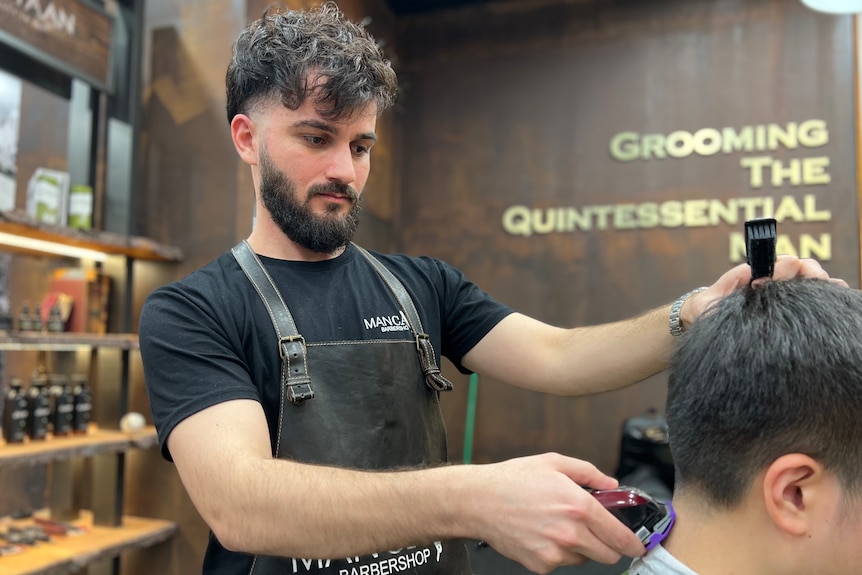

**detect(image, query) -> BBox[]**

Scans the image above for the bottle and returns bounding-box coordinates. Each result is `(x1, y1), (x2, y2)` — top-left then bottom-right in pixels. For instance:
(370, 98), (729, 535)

(3, 379), (29, 443)
(70, 375), (92, 434)
(26, 376), (51, 440)
(68, 184), (93, 230)
(47, 304), (64, 332)
(17, 301), (32, 332)
(32, 304), (43, 332)
(49, 374), (73, 436)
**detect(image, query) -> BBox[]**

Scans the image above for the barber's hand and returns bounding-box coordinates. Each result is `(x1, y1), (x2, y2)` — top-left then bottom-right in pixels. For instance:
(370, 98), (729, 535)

(470, 453), (644, 574)
(682, 256), (848, 327)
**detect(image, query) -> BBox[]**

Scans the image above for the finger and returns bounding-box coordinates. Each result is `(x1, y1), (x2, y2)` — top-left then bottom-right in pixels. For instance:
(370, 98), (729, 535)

(787, 258), (848, 286)
(712, 263), (752, 294)
(770, 255), (806, 280)
(514, 547), (590, 575)
(569, 520), (629, 565)
(554, 456), (618, 491)
(551, 549), (591, 569)
(771, 255), (831, 280)
(768, 256), (847, 285)
(796, 257), (829, 279)
(581, 496), (646, 559)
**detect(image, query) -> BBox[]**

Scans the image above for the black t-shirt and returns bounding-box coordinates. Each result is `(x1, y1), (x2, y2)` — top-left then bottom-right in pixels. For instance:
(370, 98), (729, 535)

(139, 243), (513, 460)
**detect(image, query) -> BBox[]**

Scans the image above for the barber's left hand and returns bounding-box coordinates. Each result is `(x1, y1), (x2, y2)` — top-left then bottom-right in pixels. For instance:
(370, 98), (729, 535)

(682, 255), (849, 326)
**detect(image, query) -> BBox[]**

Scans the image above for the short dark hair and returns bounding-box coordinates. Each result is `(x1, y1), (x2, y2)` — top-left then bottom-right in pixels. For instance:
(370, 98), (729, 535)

(667, 279), (862, 508)
(225, 2), (398, 124)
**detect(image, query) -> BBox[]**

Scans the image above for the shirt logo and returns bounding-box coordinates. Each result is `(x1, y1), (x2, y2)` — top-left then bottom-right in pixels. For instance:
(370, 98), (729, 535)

(289, 542), (444, 574)
(363, 311), (410, 333)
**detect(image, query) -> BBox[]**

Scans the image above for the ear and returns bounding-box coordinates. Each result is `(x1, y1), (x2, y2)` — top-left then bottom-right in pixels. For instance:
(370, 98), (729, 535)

(762, 453), (833, 537)
(230, 113), (260, 166)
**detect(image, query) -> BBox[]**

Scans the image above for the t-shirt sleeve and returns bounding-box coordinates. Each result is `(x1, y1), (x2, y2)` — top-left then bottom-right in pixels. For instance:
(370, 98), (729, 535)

(138, 278), (261, 461)
(432, 259), (514, 373)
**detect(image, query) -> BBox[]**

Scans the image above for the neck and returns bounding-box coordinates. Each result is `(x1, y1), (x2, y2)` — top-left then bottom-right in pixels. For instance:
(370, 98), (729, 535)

(246, 220), (346, 262)
(662, 493), (786, 575)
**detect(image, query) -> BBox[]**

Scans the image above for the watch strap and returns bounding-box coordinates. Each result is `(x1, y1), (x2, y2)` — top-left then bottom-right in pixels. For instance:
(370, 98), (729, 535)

(669, 286), (709, 337)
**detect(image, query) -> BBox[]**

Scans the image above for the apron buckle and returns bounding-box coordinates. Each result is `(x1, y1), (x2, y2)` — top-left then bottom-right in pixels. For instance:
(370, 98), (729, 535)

(279, 334), (306, 358)
(280, 335), (315, 404)
(286, 382), (315, 404)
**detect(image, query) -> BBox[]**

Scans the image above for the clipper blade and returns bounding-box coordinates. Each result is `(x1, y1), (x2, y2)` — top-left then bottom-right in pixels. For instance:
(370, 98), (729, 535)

(745, 218), (777, 282)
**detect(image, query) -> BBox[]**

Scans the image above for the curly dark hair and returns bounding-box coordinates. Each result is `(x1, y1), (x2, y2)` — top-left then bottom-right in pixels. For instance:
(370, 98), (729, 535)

(225, 2), (398, 123)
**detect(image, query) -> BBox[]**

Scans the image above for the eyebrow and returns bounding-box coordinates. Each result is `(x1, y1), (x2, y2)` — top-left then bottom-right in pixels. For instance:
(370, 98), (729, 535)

(291, 119), (377, 142)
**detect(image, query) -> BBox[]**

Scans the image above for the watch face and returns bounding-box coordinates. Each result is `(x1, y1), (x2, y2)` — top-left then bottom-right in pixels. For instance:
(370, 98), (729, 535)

(592, 487), (676, 550)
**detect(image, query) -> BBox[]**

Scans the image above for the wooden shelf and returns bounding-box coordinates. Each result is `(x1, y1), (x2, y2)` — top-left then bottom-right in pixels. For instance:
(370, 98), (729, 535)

(0, 331), (139, 351)
(0, 210), (183, 262)
(0, 427), (158, 469)
(0, 514), (178, 575)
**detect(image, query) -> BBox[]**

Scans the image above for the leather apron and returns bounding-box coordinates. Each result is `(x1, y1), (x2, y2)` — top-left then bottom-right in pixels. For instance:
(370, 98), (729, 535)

(231, 242), (472, 575)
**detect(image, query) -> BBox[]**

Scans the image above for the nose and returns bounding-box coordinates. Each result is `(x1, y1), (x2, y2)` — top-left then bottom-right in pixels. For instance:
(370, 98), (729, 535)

(324, 146), (356, 185)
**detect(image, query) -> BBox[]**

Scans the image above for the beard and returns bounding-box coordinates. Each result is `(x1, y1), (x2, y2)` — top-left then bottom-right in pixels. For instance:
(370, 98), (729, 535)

(259, 149), (362, 254)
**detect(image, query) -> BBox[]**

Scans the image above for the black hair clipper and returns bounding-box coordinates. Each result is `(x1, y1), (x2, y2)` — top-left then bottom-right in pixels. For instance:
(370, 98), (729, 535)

(745, 218), (777, 283)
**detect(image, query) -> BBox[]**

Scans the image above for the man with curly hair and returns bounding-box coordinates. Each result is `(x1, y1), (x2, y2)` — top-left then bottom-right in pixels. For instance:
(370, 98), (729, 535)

(139, 3), (841, 574)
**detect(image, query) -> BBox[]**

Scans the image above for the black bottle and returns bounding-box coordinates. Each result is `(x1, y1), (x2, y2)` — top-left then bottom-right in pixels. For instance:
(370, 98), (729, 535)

(49, 374), (73, 436)
(3, 379), (29, 443)
(71, 375), (92, 434)
(26, 376), (50, 440)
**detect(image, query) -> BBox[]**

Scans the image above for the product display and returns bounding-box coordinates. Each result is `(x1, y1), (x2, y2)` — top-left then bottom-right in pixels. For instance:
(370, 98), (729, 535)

(25, 375), (50, 440)
(34, 516), (87, 535)
(0, 517), (89, 558)
(67, 184), (94, 229)
(2, 378), (28, 443)
(0, 28), (182, 569)
(25, 167), (70, 225)
(1, 372), (94, 443)
(46, 303), (65, 332)
(48, 268), (112, 333)
(16, 301), (32, 331)
(0, 541), (23, 555)
(70, 374), (92, 434)
(5, 524), (50, 544)
(32, 304), (43, 331)
(7, 267), (113, 335)
(49, 374), (74, 436)
(0, 308), (12, 330)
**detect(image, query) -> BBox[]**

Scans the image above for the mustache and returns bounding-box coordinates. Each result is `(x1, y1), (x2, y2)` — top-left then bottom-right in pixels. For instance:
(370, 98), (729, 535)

(309, 183), (359, 201)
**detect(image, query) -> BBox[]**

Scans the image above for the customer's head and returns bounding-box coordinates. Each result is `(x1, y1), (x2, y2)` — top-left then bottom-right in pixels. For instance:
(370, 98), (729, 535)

(665, 278), (862, 572)
(225, 1), (398, 124)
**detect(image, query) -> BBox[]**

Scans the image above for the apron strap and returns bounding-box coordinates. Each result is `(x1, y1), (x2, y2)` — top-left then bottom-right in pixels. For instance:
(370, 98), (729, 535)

(231, 241), (315, 404)
(354, 244), (454, 392)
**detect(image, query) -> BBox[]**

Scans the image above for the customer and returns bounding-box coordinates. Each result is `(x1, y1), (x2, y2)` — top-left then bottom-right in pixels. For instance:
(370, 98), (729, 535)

(626, 278), (862, 575)
(139, 4), (842, 574)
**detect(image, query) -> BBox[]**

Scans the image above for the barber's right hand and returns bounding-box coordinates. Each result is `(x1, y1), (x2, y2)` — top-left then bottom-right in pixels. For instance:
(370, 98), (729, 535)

(465, 452), (645, 574)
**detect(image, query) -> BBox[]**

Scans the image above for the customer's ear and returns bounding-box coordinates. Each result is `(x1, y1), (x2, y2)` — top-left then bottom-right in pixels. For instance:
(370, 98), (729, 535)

(762, 453), (833, 536)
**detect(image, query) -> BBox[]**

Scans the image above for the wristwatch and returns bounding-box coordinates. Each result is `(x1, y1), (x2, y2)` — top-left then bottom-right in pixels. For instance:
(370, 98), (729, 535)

(669, 287), (708, 337)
